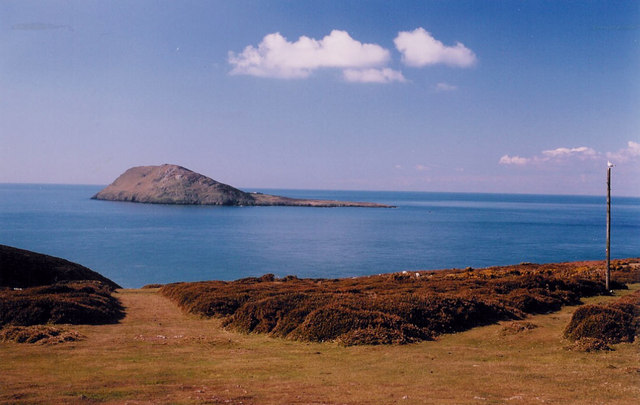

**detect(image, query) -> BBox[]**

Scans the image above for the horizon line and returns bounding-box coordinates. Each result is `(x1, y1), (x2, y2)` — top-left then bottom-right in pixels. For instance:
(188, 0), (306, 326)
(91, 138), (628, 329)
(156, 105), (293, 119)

(1, 181), (638, 199)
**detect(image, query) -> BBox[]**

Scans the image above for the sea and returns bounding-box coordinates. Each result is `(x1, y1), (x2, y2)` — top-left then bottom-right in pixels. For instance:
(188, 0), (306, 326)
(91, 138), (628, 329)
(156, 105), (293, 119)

(1, 184), (638, 288)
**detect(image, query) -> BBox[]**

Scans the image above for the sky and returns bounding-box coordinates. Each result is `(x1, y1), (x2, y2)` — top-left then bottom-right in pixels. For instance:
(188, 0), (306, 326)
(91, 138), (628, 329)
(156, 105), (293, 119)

(1, 1), (639, 196)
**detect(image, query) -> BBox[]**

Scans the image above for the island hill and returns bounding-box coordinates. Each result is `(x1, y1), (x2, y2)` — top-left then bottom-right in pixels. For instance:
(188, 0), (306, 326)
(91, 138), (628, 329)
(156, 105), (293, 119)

(92, 164), (393, 208)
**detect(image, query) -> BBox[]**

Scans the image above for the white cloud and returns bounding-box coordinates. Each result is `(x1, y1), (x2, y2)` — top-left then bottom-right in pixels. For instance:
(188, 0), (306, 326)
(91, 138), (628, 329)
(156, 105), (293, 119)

(415, 164), (431, 171)
(228, 30), (390, 79)
(499, 155), (531, 165)
(542, 146), (597, 159)
(343, 68), (406, 83)
(606, 141), (640, 163)
(500, 145), (609, 166)
(435, 82), (457, 92)
(394, 28), (477, 68)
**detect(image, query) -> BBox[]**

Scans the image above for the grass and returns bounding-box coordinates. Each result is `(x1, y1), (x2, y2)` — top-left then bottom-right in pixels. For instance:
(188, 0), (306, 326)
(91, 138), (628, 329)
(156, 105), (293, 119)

(1, 283), (638, 404)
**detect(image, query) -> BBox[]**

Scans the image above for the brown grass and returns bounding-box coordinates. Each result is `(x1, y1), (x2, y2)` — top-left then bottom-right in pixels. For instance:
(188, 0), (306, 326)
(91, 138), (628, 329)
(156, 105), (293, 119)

(500, 320), (538, 335)
(161, 259), (639, 345)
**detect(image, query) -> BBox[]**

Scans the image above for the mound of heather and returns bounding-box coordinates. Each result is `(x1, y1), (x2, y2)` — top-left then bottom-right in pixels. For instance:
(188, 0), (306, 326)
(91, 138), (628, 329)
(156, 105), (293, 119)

(0, 246), (124, 327)
(0, 281), (124, 327)
(161, 259), (639, 345)
(0, 244), (121, 290)
(564, 289), (640, 345)
(0, 325), (84, 344)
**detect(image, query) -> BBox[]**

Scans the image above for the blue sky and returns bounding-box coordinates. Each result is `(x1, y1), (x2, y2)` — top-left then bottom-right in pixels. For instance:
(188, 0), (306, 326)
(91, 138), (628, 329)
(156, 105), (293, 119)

(1, 1), (638, 195)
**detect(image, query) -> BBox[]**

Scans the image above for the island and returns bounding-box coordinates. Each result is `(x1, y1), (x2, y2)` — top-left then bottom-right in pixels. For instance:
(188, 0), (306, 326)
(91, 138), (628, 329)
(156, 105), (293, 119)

(91, 164), (394, 207)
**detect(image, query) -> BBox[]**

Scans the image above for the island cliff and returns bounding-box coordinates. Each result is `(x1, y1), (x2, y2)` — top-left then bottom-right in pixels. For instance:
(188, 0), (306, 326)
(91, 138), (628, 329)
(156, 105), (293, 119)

(92, 164), (393, 208)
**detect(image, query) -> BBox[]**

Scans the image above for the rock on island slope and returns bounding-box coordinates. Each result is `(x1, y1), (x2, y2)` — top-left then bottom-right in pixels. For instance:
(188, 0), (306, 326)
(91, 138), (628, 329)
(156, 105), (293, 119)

(92, 164), (393, 207)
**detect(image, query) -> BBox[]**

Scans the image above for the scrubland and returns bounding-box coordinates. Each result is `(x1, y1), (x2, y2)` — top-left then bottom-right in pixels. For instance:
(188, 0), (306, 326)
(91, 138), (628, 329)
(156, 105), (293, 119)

(160, 260), (638, 345)
(1, 259), (638, 404)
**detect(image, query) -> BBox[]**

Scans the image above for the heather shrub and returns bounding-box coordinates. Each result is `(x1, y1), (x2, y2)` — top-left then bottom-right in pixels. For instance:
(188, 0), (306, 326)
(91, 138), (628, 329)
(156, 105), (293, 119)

(161, 259), (639, 345)
(565, 337), (612, 352)
(564, 290), (639, 344)
(0, 281), (124, 327)
(0, 325), (83, 344)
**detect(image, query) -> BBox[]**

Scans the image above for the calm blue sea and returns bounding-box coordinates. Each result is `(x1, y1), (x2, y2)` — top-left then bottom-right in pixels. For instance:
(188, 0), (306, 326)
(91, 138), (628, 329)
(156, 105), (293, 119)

(1, 184), (638, 288)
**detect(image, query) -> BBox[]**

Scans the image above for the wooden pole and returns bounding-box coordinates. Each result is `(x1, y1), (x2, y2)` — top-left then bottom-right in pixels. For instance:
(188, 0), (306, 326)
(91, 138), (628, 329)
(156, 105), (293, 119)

(606, 166), (611, 291)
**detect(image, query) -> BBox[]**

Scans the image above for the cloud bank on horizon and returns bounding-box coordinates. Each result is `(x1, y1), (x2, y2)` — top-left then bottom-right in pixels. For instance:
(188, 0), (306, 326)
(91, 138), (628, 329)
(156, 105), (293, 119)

(500, 141), (640, 166)
(228, 28), (476, 83)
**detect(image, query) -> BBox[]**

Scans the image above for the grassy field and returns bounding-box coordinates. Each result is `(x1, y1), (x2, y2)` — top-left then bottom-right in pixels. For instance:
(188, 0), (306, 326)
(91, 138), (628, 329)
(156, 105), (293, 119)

(1, 284), (638, 404)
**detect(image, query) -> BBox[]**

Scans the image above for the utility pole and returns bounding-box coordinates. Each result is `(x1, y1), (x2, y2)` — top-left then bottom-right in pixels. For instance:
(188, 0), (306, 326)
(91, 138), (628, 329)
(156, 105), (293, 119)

(606, 162), (614, 290)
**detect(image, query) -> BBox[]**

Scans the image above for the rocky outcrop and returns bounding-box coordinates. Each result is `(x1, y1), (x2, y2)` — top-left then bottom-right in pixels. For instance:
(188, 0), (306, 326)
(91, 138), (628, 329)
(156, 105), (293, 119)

(92, 164), (393, 208)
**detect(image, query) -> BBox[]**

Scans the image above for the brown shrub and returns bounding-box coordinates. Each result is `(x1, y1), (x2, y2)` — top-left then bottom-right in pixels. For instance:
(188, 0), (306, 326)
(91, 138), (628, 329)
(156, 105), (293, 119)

(289, 304), (429, 344)
(337, 326), (429, 346)
(224, 293), (334, 337)
(611, 262), (640, 284)
(564, 290), (640, 344)
(142, 284), (164, 289)
(161, 259), (640, 345)
(0, 325), (83, 344)
(564, 337), (612, 352)
(376, 294), (515, 334)
(505, 289), (564, 314)
(0, 281), (125, 327)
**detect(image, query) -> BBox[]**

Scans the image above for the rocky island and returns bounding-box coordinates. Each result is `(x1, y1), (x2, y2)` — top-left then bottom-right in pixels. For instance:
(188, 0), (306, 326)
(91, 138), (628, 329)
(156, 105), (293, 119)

(92, 164), (394, 207)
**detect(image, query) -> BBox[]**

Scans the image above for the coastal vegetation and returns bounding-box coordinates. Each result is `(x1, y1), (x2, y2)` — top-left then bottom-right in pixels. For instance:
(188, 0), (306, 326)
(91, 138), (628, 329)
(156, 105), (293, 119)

(564, 289), (640, 350)
(1, 246), (638, 403)
(0, 245), (124, 331)
(1, 284), (638, 404)
(161, 259), (639, 345)
(0, 281), (124, 328)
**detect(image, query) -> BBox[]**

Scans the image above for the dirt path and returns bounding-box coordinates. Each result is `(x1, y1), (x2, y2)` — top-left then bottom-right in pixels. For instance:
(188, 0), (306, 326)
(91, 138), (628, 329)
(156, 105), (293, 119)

(112, 289), (210, 343)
